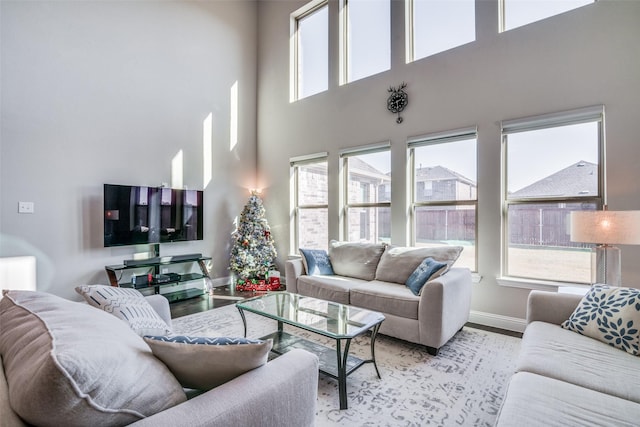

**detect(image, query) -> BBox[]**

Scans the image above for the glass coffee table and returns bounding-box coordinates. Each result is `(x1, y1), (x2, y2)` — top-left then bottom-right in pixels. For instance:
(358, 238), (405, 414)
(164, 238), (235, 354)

(236, 292), (385, 410)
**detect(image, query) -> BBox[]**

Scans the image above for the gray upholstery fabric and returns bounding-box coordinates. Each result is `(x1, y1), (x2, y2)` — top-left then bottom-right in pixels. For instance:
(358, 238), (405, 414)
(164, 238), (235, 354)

(0, 357), (26, 427)
(297, 274), (368, 305)
(374, 246), (463, 284)
(517, 321), (640, 403)
(328, 241), (385, 280)
(130, 349), (319, 427)
(0, 290), (186, 427)
(145, 294), (173, 328)
(496, 372), (640, 427)
(350, 281), (419, 319)
(526, 290), (584, 325)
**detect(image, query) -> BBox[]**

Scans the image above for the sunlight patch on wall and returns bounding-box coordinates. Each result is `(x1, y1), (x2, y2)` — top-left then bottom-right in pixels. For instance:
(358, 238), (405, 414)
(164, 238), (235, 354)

(172, 150), (184, 189)
(203, 112), (213, 189)
(0, 256), (36, 297)
(230, 80), (238, 152)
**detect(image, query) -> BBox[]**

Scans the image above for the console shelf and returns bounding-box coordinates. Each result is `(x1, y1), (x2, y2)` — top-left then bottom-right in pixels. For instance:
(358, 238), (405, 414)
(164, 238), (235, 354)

(105, 256), (211, 303)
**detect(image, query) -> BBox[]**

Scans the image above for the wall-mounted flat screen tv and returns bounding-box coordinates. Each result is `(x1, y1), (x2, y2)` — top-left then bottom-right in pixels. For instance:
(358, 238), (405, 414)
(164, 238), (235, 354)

(104, 184), (203, 247)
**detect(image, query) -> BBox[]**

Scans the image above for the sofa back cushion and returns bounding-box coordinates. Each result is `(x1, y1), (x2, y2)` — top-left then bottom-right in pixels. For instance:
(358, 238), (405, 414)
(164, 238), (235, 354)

(0, 290), (186, 427)
(375, 245), (463, 285)
(329, 241), (386, 281)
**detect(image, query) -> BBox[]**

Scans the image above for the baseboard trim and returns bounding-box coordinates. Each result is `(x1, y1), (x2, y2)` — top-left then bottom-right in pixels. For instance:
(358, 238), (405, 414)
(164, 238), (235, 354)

(469, 310), (527, 333)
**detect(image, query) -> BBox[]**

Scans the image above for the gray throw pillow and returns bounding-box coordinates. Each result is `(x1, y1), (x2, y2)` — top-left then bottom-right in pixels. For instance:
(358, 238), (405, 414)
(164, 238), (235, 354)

(328, 240), (386, 280)
(375, 245), (463, 284)
(143, 335), (273, 390)
(0, 290), (186, 427)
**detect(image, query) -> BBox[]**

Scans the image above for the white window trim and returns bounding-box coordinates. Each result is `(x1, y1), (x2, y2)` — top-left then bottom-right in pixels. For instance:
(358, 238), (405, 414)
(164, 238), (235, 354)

(340, 143), (391, 241)
(407, 127), (478, 272)
(290, 0), (328, 102)
(290, 154), (329, 254)
(500, 105), (605, 285)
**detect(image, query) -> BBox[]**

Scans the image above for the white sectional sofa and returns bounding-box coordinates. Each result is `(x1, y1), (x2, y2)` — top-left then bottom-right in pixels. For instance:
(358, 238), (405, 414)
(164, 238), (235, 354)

(496, 290), (640, 426)
(285, 242), (473, 355)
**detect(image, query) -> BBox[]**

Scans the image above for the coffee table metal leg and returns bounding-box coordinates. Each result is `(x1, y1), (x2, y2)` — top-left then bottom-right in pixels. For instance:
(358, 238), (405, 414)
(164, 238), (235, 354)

(237, 307), (247, 338)
(336, 338), (352, 410)
(370, 323), (382, 379)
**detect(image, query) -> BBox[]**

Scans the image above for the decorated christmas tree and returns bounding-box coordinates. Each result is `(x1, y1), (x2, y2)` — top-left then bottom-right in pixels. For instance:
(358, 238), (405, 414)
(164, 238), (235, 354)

(230, 191), (277, 284)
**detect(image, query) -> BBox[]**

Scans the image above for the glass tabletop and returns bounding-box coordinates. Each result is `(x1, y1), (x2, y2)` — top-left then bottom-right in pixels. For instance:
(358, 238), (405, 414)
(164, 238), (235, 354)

(236, 292), (385, 339)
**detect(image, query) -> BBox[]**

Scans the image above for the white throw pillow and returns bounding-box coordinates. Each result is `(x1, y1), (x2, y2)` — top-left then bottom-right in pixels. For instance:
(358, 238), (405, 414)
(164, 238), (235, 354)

(561, 285), (640, 356)
(76, 284), (171, 336)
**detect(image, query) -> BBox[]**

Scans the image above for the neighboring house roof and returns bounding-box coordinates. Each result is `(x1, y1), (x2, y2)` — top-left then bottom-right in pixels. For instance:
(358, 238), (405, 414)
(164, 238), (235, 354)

(510, 160), (598, 198)
(349, 157), (390, 182)
(416, 165), (476, 187)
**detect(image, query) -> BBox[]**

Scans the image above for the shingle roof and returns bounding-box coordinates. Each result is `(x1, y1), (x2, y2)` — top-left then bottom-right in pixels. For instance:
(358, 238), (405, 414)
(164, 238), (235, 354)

(416, 165), (475, 186)
(510, 161), (598, 198)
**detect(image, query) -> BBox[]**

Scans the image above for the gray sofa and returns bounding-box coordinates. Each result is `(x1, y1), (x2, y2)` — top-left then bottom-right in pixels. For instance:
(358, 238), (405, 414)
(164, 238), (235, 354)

(286, 242), (472, 355)
(496, 290), (640, 426)
(0, 291), (319, 427)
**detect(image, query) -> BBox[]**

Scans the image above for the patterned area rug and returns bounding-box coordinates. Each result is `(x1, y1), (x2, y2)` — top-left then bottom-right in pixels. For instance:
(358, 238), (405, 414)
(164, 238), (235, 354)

(171, 304), (521, 427)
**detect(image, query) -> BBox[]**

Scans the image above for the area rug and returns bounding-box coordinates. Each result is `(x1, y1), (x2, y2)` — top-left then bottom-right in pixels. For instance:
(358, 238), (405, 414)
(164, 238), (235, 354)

(171, 305), (521, 427)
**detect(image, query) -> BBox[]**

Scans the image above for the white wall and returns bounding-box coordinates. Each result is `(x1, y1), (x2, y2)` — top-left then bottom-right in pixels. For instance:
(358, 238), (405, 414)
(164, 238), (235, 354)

(256, 0), (640, 326)
(0, 0), (258, 299)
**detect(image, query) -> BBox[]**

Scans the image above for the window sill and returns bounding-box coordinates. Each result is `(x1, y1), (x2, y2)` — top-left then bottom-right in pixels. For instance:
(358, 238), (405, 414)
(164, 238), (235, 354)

(496, 276), (588, 292)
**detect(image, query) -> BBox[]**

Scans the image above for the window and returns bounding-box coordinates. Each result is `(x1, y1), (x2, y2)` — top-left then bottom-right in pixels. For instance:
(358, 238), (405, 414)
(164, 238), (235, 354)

(500, 0), (594, 32)
(341, 0), (391, 83)
(407, 0), (475, 63)
(502, 106), (604, 283)
(291, 0), (329, 101)
(291, 154), (329, 252)
(409, 128), (477, 271)
(342, 145), (391, 243)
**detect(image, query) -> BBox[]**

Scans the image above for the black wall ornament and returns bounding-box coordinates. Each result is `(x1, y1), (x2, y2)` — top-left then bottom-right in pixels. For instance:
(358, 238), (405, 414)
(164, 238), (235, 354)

(387, 82), (408, 124)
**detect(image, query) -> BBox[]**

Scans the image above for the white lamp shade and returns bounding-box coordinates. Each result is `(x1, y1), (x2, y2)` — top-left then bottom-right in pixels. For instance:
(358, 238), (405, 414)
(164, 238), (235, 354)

(570, 210), (640, 245)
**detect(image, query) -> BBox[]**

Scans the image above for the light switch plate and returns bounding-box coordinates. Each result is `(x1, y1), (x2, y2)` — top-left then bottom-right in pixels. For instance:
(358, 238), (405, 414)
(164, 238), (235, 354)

(18, 202), (34, 214)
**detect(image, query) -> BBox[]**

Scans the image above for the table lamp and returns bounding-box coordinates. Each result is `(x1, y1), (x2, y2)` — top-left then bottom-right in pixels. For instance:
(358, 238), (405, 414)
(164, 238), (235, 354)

(570, 206), (640, 286)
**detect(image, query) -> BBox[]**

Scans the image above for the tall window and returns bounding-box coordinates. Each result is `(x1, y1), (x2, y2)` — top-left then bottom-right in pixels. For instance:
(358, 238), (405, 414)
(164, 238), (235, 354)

(342, 0), (391, 84)
(291, 0), (329, 101)
(500, 0), (594, 32)
(342, 146), (391, 243)
(502, 106), (604, 283)
(291, 155), (329, 252)
(409, 129), (477, 271)
(407, 0), (475, 63)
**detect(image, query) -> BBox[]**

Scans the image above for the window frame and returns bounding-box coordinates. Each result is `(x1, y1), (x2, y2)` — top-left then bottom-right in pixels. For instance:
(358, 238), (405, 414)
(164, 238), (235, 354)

(501, 105), (605, 283)
(339, 0), (391, 85)
(408, 127), (478, 272)
(290, 152), (330, 254)
(499, 0), (595, 33)
(340, 142), (391, 243)
(290, 0), (329, 102)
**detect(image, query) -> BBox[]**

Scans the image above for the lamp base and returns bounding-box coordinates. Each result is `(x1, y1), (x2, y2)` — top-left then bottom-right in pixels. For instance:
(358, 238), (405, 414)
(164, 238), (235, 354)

(592, 244), (621, 286)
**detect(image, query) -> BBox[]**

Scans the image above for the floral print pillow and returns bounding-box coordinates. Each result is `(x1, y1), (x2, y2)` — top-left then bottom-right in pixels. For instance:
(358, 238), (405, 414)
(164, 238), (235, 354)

(561, 285), (640, 356)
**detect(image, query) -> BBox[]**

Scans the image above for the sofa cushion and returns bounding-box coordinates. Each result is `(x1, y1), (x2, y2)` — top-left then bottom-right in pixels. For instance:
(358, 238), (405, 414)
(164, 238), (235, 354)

(350, 281), (419, 320)
(143, 335), (272, 390)
(0, 290), (186, 427)
(561, 285), (640, 355)
(297, 274), (369, 305)
(375, 245), (463, 284)
(76, 284), (172, 336)
(299, 248), (334, 275)
(517, 321), (640, 403)
(328, 240), (385, 281)
(496, 372), (640, 427)
(405, 257), (447, 296)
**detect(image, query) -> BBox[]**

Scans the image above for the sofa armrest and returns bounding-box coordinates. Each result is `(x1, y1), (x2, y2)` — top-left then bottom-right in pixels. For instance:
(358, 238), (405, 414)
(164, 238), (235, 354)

(130, 349), (319, 427)
(526, 290), (583, 325)
(145, 294), (172, 329)
(418, 267), (472, 349)
(285, 258), (305, 294)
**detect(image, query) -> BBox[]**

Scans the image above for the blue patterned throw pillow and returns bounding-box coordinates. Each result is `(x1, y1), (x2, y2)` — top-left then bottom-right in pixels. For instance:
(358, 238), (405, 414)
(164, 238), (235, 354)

(299, 248), (335, 276)
(405, 257), (447, 296)
(143, 335), (272, 390)
(561, 285), (640, 356)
